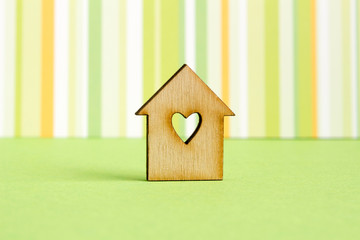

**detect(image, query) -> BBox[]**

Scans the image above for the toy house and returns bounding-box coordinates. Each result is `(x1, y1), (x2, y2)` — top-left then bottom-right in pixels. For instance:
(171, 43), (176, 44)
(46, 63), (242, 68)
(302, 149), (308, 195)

(136, 64), (234, 181)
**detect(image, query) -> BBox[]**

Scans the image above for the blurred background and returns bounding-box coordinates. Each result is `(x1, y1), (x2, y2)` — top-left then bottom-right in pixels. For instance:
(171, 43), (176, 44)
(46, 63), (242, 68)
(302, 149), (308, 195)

(0, 0), (359, 138)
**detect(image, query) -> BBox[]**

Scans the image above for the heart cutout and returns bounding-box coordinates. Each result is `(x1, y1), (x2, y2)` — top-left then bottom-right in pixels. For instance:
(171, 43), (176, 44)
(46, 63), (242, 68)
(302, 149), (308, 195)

(172, 112), (201, 144)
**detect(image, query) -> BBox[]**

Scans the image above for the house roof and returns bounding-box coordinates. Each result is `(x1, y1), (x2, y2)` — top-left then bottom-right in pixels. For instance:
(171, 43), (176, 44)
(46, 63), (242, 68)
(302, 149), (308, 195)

(135, 64), (235, 116)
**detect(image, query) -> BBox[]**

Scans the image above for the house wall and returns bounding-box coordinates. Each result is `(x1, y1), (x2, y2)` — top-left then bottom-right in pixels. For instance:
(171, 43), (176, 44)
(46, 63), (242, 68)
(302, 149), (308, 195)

(0, 0), (359, 139)
(147, 113), (224, 180)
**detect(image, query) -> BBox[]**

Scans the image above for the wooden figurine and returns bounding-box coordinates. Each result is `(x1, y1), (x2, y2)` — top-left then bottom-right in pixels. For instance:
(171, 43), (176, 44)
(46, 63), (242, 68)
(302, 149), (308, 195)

(135, 64), (235, 181)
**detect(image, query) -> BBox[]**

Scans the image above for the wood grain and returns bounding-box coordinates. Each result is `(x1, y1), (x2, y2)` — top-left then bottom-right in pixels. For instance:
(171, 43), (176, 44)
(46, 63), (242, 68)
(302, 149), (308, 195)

(136, 65), (235, 181)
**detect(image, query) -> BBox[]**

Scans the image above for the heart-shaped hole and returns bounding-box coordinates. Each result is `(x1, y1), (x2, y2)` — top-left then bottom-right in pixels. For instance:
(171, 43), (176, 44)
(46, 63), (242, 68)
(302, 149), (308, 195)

(172, 112), (202, 144)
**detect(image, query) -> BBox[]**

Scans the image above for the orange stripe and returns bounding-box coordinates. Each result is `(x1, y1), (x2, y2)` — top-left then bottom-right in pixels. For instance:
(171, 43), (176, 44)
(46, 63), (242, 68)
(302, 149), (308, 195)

(222, 0), (230, 137)
(40, 0), (54, 137)
(311, 0), (317, 137)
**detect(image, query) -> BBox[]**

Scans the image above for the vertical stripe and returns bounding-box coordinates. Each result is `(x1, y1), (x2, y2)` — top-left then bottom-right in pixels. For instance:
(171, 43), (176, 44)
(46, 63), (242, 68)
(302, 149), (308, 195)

(294, 0), (314, 137)
(195, 0), (207, 81)
(68, 0), (76, 136)
(351, 0), (358, 138)
(279, 0), (295, 138)
(4, 0), (16, 137)
(248, 0), (265, 137)
(41, 0), (55, 137)
(184, 0), (195, 138)
(358, 0), (360, 138)
(330, 0), (343, 137)
(143, 0), (155, 102)
(0, 0), (5, 136)
(229, 0), (248, 138)
(101, 0), (120, 137)
(342, 0), (352, 137)
(317, 0), (331, 138)
(311, 0), (317, 137)
(179, 0), (185, 65)
(126, 0), (143, 137)
(88, 0), (101, 137)
(222, 0), (230, 138)
(54, 0), (69, 137)
(238, 0), (248, 138)
(229, 0), (240, 137)
(207, 0), (222, 100)
(21, 0), (42, 136)
(75, 0), (89, 137)
(161, 0), (180, 82)
(265, 0), (279, 137)
(15, 0), (22, 136)
(119, 0), (126, 137)
(154, 0), (161, 90)
(184, 0), (195, 70)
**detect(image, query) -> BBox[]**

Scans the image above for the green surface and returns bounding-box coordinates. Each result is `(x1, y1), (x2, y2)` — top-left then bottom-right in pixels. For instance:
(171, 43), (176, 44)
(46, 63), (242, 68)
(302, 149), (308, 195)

(1, 139), (360, 240)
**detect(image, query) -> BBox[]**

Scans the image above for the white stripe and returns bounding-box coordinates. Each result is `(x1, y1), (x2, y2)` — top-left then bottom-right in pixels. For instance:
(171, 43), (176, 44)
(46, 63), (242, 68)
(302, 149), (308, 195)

(54, 0), (69, 137)
(119, 0), (126, 137)
(101, 0), (120, 137)
(3, 0), (16, 137)
(126, 0), (143, 137)
(238, 0), (248, 138)
(229, 0), (240, 137)
(185, 0), (196, 137)
(75, 0), (88, 137)
(154, 0), (161, 90)
(350, 0), (358, 138)
(207, 0), (222, 98)
(317, 0), (331, 138)
(0, 0), (5, 136)
(279, 0), (295, 138)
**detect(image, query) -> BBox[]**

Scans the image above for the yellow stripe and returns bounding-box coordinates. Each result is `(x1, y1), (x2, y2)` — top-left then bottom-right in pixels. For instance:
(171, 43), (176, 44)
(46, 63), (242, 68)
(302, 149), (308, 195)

(21, 0), (42, 136)
(248, 0), (265, 137)
(40, 0), (54, 137)
(222, 0), (230, 137)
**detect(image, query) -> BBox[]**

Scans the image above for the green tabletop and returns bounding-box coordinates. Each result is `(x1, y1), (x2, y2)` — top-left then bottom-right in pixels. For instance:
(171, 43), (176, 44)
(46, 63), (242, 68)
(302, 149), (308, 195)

(1, 139), (359, 240)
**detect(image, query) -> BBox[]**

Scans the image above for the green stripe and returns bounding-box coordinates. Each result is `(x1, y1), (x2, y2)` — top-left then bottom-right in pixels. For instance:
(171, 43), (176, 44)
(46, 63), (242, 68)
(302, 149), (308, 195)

(161, 0), (180, 134)
(88, 0), (101, 137)
(265, 0), (279, 137)
(143, 0), (155, 102)
(293, 0), (298, 137)
(15, 0), (22, 137)
(196, 0), (207, 82)
(294, 0), (313, 137)
(358, 0), (360, 138)
(179, 0), (185, 66)
(161, 0), (180, 82)
(342, 0), (351, 137)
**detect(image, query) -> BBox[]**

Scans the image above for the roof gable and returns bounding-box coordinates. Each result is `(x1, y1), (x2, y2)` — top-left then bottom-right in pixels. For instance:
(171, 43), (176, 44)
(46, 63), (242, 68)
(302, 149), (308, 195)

(136, 64), (235, 116)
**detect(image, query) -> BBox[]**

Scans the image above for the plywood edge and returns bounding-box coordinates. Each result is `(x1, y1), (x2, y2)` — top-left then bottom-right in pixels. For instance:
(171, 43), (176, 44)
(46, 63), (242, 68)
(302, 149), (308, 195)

(135, 64), (189, 115)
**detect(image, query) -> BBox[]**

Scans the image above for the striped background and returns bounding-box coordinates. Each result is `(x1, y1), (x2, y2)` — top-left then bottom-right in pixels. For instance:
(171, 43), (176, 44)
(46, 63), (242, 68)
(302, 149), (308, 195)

(0, 0), (359, 138)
